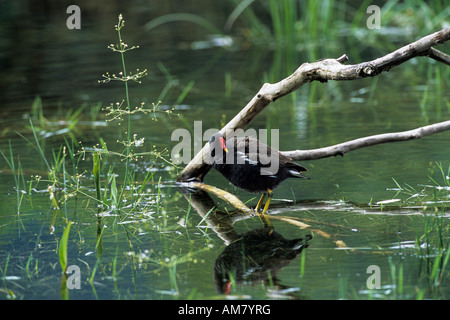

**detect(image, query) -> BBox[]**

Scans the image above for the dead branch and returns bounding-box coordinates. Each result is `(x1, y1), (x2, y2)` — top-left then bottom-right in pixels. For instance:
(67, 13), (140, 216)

(177, 28), (450, 182)
(423, 47), (450, 66)
(179, 181), (254, 216)
(281, 120), (450, 160)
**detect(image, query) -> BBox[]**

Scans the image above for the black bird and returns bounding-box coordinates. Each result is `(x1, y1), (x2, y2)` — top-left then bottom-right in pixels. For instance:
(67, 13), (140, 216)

(209, 132), (309, 225)
(214, 228), (311, 294)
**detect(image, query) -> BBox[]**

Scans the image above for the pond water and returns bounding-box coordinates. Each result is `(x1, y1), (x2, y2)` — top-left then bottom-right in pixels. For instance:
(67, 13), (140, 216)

(0, 1), (449, 300)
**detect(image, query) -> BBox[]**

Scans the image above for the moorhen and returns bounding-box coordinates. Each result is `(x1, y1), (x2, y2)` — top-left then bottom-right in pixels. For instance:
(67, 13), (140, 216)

(214, 228), (311, 294)
(209, 132), (309, 226)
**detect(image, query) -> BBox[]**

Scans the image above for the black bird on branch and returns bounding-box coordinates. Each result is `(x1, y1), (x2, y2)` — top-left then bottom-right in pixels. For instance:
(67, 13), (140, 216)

(209, 132), (309, 227)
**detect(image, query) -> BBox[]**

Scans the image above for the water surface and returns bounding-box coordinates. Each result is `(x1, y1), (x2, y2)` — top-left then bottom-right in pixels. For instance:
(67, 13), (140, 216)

(0, 1), (449, 300)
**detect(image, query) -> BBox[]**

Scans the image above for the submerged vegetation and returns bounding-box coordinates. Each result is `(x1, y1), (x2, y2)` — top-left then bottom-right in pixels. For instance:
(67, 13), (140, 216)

(0, 1), (449, 300)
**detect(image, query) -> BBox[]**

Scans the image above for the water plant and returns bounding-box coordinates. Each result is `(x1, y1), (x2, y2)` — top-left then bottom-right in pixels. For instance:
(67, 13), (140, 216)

(97, 14), (182, 214)
(0, 142), (25, 215)
(388, 163), (450, 298)
(59, 221), (71, 300)
(98, 14), (147, 207)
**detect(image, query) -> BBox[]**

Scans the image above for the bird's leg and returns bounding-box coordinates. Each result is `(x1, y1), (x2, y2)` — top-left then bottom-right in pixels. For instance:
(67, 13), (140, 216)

(261, 189), (273, 216)
(255, 193), (271, 228)
(255, 193), (266, 212)
(260, 189), (273, 229)
(254, 191), (273, 229)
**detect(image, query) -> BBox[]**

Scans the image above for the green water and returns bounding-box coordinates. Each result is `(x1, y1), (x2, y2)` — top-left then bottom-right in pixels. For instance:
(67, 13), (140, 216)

(0, 1), (449, 300)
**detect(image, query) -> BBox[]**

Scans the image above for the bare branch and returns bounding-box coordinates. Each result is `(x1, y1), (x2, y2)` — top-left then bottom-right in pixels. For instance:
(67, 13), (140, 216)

(179, 181), (254, 216)
(424, 47), (450, 66)
(177, 28), (450, 182)
(281, 120), (450, 160)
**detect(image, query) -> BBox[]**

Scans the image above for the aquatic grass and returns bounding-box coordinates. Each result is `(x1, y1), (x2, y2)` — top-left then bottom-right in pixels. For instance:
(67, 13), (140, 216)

(0, 253), (17, 300)
(337, 273), (348, 300)
(390, 163), (450, 298)
(226, 0), (449, 62)
(414, 208), (450, 298)
(92, 150), (103, 210)
(141, 0), (449, 105)
(31, 96), (45, 129)
(23, 253), (38, 281)
(0, 253), (11, 280)
(58, 221), (71, 300)
(349, 0), (449, 48)
(59, 222), (71, 273)
(0, 141), (25, 214)
(156, 62), (195, 106)
(107, 166), (119, 211)
(22, 119), (51, 172)
(144, 12), (223, 35)
(196, 207), (215, 228)
(299, 247), (307, 279)
(429, 242), (450, 287)
(228, 0), (342, 49)
(19, 121), (90, 229)
(388, 256), (404, 298)
(224, 0), (260, 32)
(168, 263), (179, 296)
(28, 96), (91, 141)
(389, 163), (450, 208)
(88, 261), (100, 299)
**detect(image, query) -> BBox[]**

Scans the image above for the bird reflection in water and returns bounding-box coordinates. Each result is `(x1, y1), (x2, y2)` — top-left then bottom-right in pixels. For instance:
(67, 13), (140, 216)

(177, 185), (312, 296)
(214, 227), (312, 295)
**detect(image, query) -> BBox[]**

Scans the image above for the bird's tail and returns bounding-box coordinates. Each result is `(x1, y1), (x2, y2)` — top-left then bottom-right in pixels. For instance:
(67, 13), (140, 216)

(289, 169), (310, 180)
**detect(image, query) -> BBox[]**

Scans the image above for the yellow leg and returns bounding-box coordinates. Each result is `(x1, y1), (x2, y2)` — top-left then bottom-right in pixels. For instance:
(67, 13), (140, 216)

(256, 189), (273, 229)
(261, 189), (273, 216)
(255, 193), (266, 212)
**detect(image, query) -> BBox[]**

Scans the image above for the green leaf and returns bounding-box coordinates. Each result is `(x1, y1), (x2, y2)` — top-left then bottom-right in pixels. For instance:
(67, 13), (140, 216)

(93, 152), (101, 204)
(59, 222), (71, 273)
